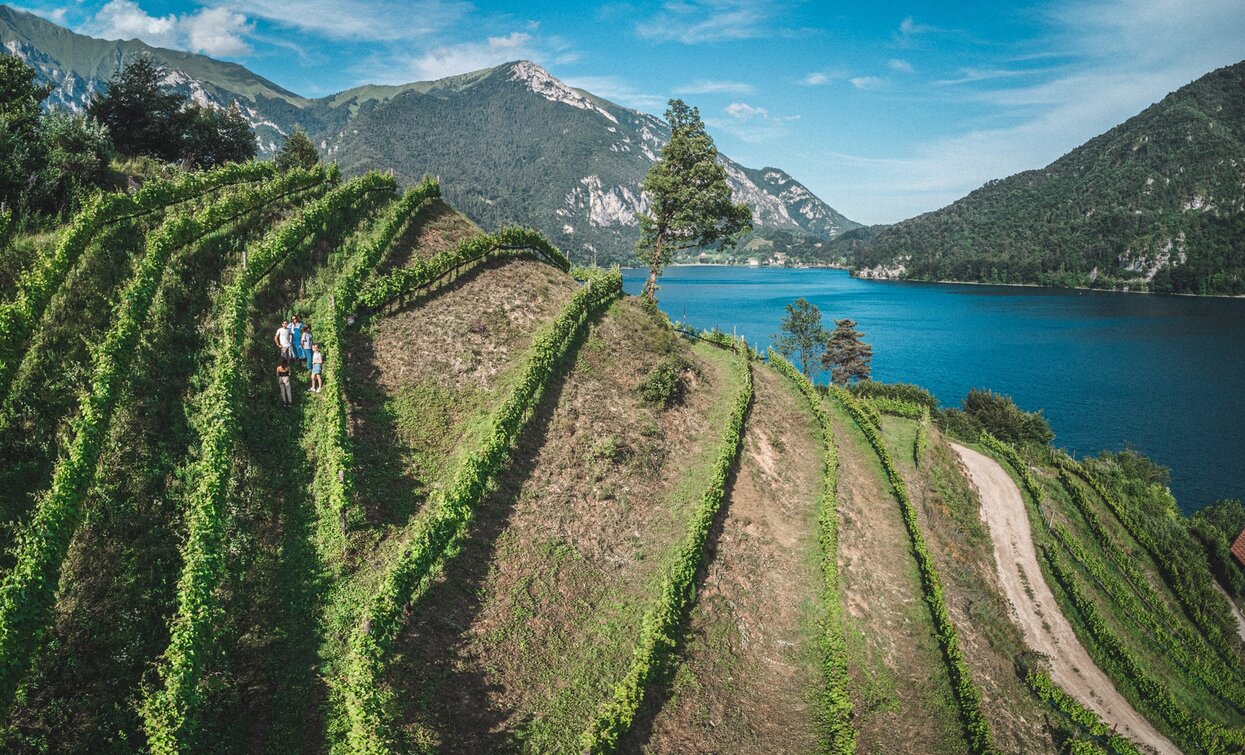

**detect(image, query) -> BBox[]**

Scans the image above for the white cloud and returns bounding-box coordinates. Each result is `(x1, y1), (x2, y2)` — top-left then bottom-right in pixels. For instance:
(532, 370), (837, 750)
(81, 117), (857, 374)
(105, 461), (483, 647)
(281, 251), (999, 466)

(849, 76), (885, 90)
(403, 32), (535, 80)
(801, 72), (828, 86)
(635, 0), (785, 44)
(725, 101), (768, 120)
(83, 0), (253, 56)
(210, 0), (471, 42)
(887, 58), (914, 73)
(183, 8), (253, 57)
(674, 79), (754, 94)
(934, 67), (1042, 86)
(893, 15), (938, 46)
(86, 0), (178, 47)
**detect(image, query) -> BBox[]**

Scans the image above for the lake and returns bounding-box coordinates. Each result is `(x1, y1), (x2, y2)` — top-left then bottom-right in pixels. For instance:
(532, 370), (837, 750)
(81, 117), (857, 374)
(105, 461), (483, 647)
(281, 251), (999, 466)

(622, 266), (1245, 514)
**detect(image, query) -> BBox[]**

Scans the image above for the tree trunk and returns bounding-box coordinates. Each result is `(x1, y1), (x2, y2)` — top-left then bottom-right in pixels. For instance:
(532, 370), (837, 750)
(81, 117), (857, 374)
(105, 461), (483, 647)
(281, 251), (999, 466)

(645, 235), (664, 301)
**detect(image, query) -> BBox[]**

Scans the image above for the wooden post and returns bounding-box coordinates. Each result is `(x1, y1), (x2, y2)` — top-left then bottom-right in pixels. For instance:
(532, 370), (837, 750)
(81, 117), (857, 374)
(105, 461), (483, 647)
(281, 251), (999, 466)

(242, 249), (247, 268)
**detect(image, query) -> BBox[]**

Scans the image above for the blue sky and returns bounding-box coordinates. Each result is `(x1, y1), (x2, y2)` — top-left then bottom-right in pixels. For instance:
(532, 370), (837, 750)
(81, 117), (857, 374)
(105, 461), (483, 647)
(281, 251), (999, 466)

(13, 0), (1245, 224)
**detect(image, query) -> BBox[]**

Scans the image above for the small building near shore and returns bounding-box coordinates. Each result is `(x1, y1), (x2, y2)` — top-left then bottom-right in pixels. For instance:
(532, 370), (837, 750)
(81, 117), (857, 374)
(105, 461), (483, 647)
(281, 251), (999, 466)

(1231, 528), (1245, 567)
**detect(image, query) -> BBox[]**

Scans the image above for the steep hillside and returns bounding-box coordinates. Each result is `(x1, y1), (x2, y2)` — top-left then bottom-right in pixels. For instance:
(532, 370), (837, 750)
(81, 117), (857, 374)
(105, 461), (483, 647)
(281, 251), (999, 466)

(2, 157), (1243, 754)
(0, 5), (858, 264)
(853, 60), (1245, 294)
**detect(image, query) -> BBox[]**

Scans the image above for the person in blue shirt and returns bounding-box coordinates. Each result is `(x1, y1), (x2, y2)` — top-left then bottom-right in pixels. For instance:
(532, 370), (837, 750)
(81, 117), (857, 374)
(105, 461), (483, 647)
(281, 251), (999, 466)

(290, 316), (304, 362)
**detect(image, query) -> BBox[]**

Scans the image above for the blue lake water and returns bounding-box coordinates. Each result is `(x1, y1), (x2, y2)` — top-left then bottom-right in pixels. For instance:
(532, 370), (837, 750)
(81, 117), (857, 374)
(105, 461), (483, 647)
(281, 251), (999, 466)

(622, 266), (1245, 513)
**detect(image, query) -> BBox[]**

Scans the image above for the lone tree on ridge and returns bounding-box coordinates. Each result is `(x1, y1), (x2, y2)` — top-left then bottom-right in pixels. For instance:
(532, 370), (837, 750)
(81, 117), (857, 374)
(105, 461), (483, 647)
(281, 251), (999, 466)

(774, 297), (827, 377)
(636, 99), (751, 301)
(823, 318), (872, 386)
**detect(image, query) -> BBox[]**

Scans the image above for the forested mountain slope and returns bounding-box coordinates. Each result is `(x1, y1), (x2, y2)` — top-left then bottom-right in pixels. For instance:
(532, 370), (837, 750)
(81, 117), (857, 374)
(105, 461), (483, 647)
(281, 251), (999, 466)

(851, 60), (1245, 294)
(0, 5), (858, 264)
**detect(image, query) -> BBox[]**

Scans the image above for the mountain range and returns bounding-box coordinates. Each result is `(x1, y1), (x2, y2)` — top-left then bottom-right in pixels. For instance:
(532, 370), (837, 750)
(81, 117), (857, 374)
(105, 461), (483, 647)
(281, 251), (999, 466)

(0, 4), (859, 264)
(845, 60), (1245, 295)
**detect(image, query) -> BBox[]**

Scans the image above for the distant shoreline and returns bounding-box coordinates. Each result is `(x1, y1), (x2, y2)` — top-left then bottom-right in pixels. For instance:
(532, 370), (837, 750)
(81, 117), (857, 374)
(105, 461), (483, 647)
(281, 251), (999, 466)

(623, 264), (1245, 300)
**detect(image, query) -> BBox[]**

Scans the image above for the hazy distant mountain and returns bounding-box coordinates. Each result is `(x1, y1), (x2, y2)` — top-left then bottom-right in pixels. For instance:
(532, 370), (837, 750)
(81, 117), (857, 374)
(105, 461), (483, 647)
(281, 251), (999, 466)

(0, 5), (859, 264)
(848, 60), (1245, 295)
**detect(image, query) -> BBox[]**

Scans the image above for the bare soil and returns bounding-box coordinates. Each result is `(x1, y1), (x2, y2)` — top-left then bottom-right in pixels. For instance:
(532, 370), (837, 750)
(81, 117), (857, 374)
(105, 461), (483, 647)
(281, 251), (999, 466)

(380, 198), (481, 271)
(627, 365), (826, 753)
(831, 403), (968, 754)
(951, 442), (1178, 755)
(384, 301), (742, 753)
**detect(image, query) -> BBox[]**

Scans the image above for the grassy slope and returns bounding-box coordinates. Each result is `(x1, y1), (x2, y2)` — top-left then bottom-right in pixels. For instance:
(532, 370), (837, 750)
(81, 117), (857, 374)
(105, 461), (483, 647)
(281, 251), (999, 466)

(879, 417), (1056, 753)
(828, 398), (967, 754)
(382, 302), (741, 753)
(626, 364), (827, 753)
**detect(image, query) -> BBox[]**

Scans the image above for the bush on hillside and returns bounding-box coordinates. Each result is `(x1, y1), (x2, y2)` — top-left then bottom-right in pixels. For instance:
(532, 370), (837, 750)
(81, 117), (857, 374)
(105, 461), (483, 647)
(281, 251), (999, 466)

(639, 354), (696, 408)
(1190, 499), (1245, 599)
(962, 388), (1054, 445)
(936, 408), (983, 442)
(849, 379), (938, 409)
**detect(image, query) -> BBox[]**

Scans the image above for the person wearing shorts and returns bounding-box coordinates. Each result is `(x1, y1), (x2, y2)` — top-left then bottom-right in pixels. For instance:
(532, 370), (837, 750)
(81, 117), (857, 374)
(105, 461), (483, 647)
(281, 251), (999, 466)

(276, 359), (292, 406)
(310, 344), (323, 393)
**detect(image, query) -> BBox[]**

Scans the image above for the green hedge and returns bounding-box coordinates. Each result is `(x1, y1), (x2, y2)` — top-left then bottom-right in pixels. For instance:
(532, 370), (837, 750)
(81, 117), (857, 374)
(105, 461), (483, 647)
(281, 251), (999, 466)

(310, 177), (441, 561)
(342, 269), (622, 754)
(915, 406), (931, 467)
(770, 351), (856, 753)
(579, 340), (753, 754)
(832, 386), (995, 754)
(848, 379), (938, 409)
(867, 395), (925, 419)
(0, 165), (331, 718)
(138, 172), (397, 753)
(0, 161), (278, 403)
(355, 224), (571, 311)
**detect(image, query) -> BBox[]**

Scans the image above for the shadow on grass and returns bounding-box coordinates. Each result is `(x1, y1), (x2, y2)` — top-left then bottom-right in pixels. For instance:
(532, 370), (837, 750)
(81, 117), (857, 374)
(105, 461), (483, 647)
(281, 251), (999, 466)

(381, 313), (597, 754)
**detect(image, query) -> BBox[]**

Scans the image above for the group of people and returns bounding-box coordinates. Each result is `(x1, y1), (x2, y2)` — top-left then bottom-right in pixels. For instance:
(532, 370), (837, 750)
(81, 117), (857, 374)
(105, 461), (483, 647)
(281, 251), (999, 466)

(274, 315), (324, 407)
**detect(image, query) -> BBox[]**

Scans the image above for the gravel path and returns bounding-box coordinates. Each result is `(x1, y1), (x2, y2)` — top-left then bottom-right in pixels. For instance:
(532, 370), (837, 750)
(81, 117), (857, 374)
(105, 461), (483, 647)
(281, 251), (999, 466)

(951, 442), (1180, 755)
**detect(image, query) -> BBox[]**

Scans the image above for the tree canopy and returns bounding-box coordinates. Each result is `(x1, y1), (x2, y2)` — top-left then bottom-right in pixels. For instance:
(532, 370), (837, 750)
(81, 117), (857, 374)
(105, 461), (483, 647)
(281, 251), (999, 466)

(773, 297), (827, 377)
(275, 126), (319, 172)
(88, 55), (255, 167)
(636, 98), (751, 300)
(823, 318), (872, 386)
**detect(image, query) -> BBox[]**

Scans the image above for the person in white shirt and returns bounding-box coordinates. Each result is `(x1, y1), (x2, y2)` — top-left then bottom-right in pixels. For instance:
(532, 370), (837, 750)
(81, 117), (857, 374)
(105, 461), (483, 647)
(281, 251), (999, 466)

(301, 324), (313, 370)
(274, 320), (293, 360)
(310, 343), (324, 393)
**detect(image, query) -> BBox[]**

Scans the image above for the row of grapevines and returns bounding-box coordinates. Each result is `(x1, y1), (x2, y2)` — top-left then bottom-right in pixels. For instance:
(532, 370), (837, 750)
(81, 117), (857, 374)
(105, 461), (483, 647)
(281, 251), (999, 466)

(915, 406), (931, 467)
(580, 341), (753, 754)
(138, 172), (398, 754)
(867, 395), (924, 419)
(978, 431), (1045, 508)
(1050, 522), (1245, 713)
(341, 269), (623, 754)
(0, 165), (331, 717)
(0, 161), (279, 403)
(1053, 464), (1243, 670)
(1043, 546), (1245, 753)
(831, 386), (996, 754)
(309, 177), (441, 560)
(769, 351), (856, 754)
(1058, 456), (1243, 665)
(1023, 667), (1143, 755)
(355, 224), (571, 311)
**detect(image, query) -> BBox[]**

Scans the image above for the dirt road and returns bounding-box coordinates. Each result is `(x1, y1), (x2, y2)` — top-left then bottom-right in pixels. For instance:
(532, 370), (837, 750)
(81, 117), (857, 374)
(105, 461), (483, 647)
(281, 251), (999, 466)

(950, 443), (1180, 755)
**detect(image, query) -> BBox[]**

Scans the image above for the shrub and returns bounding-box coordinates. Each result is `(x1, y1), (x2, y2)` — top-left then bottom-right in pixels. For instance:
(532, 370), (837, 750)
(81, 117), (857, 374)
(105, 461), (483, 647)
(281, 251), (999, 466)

(962, 389), (1053, 445)
(639, 354), (695, 408)
(936, 408), (984, 441)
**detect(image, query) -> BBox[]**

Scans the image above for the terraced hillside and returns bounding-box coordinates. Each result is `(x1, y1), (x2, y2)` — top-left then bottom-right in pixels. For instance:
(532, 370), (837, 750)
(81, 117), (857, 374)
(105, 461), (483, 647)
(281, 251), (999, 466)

(0, 159), (1242, 755)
